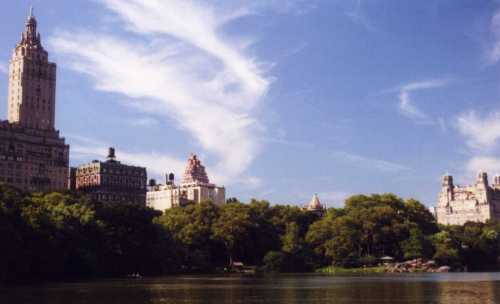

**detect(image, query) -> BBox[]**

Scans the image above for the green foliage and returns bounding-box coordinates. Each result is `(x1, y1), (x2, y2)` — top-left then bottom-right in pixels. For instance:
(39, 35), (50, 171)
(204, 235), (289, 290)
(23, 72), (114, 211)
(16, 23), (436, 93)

(316, 265), (385, 274)
(431, 231), (460, 266)
(401, 227), (426, 260)
(212, 202), (252, 266)
(156, 201), (221, 271)
(281, 222), (303, 254)
(0, 185), (173, 284)
(262, 251), (287, 272)
(2, 186), (500, 284)
(306, 194), (438, 267)
(435, 221), (500, 270)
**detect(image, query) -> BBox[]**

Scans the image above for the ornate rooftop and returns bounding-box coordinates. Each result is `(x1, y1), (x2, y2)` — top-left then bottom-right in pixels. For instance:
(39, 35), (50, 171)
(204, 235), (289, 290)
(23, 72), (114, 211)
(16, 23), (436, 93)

(181, 154), (210, 184)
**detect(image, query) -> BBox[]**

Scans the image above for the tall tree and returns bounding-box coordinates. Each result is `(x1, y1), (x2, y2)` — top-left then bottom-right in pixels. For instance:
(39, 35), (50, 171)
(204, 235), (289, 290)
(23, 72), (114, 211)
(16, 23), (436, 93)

(212, 203), (251, 266)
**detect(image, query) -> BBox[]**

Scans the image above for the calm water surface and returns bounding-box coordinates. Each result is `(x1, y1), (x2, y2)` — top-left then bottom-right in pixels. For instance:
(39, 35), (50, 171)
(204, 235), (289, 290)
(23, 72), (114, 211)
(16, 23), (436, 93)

(2, 273), (500, 304)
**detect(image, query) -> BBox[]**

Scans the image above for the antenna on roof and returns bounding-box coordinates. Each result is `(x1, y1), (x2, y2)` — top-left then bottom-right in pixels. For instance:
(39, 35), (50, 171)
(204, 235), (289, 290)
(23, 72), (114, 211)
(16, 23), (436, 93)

(29, 6), (34, 18)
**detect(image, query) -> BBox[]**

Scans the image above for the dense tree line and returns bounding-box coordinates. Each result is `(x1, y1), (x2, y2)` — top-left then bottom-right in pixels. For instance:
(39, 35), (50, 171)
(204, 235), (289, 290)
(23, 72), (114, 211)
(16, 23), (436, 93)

(1, 185), (500, 284)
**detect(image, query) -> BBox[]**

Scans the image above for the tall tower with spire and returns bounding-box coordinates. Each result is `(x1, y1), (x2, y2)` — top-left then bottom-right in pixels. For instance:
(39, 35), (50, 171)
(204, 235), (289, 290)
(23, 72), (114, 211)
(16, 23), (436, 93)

(7, 7), (57, 130)
(0, 9), (69, 192)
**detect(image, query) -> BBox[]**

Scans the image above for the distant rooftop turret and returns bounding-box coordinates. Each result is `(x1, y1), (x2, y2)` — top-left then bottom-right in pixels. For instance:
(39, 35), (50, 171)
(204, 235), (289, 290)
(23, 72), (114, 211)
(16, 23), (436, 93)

(307, 194), (324, 212)
(476, 171), (488, 186)
(442, 174), (453, 187)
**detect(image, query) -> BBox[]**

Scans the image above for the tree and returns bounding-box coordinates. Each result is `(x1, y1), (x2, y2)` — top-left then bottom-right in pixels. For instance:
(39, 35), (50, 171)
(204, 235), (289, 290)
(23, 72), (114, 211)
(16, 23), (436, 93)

(156, 201), (221, 271)
(282, 222), (303, 255)
(306, 194), (438, 267)
(262, 251), (287, 272)
(431, 231), (460, 266)
(212, 203), (251, 266)
(324, 216), (361, 266)
(0, 186), (27, 284)
(403, 199), (438, 235)
(401, 227), (426, 259)
(244, 200), (280, 265)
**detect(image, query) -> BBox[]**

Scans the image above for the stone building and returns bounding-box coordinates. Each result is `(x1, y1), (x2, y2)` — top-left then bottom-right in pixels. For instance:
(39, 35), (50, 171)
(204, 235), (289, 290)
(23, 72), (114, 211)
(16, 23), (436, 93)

(147, 154), (225, 211)
(435, 172), (500, 225)
(74, 148), (147, 205)
(0, 9), (69, 191)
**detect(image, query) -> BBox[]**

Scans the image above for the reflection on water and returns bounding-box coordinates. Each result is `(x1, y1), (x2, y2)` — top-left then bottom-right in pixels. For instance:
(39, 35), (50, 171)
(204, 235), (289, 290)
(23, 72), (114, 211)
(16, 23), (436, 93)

(2, 273), (500, 304)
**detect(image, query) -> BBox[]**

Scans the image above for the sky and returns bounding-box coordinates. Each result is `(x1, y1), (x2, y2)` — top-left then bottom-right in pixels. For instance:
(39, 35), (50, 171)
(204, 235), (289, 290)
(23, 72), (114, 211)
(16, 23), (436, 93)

(1, 0), (500, 207)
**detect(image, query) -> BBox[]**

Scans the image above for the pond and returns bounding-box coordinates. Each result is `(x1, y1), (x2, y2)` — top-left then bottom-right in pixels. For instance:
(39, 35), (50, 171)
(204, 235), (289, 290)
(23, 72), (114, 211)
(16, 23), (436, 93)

(2, 273), (500, 303)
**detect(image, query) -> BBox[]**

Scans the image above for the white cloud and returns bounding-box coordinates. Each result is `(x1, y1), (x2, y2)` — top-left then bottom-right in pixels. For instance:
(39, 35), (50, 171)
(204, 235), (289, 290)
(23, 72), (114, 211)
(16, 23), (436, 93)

(50, 0), (273, 184)
(250, 0), (318, 15)
(73, 144), (186, 178)
(345, 0), (375, 32)
(437, 117), (447, 133)
(489, 9), (500, 64)
(455, 111), (500, 179)
(397, 79), (449, 125)
(454, 10), (500, 179)
(127, 117), (160, 128)
(69, 134), (261, 188)
(331, 151), (409, 173)
(456, 111), (500, 150)
(0, 62), (7, 74)
(68, 134), (187, 181)
(466, 156), (500, 176)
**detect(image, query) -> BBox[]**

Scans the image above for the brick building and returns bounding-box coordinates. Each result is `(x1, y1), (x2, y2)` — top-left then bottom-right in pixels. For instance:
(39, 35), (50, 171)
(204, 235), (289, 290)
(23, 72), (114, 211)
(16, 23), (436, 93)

(0, 9), (69, 191)
(74, 148), (147, 205)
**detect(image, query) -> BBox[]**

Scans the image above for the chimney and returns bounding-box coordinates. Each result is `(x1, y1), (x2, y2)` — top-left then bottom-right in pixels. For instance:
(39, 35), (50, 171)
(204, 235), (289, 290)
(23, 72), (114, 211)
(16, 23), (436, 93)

(166, 172), (175, 185)
(494, 175), (500, 187)
(149, 179), (156, 187)
(107, 147), (116, 161)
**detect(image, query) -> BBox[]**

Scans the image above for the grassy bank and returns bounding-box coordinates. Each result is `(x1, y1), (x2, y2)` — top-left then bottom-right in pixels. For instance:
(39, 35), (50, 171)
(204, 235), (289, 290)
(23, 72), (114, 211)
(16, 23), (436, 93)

(316, 266), (385, 274)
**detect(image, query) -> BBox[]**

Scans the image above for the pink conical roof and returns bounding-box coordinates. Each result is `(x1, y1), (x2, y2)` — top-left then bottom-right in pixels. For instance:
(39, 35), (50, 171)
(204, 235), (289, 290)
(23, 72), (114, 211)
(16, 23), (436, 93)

(308, 194), (323, 210)
(181, 154), (210, 184)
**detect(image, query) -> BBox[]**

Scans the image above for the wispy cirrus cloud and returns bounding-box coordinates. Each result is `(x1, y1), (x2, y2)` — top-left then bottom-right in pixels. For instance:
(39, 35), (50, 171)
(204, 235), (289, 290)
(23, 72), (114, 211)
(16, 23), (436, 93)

(71, 135), (262, 187)
(126, 117), (160, 128)
(455, 111), (500, 176)
(68, 134), (187, 180)
(345, 0), (375, 32)
(252, 0), (318, 15)
(488, 9), (500, 64)
(0, 62), (7, 74)
(395, 79), (450, 125)
(331, 151), (409, 173)
(50, 0), (276, 184)
(466, 156), (500, 176)
(458, 8), (500, 176)
(456, 111), (500, 151)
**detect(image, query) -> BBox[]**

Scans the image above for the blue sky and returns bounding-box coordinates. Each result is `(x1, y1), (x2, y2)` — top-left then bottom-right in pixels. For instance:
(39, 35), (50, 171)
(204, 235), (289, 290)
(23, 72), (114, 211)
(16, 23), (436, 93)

(1, 1), (500, 207)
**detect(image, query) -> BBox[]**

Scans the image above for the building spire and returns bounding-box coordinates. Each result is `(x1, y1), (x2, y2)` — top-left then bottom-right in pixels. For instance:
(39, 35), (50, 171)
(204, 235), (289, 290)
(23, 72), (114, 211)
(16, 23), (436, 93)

(22, 5), (39, 47)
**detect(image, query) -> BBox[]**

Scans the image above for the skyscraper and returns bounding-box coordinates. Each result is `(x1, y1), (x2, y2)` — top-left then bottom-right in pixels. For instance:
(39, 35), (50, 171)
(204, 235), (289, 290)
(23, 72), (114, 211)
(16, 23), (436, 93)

(8, 7), (56, 130)
(0, 9), (69, 191)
